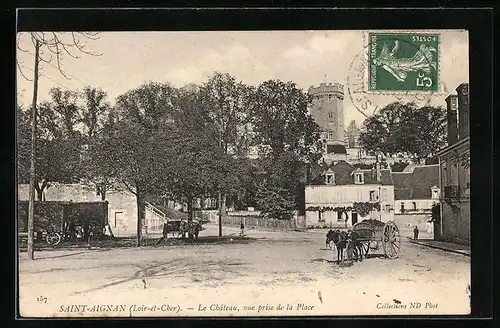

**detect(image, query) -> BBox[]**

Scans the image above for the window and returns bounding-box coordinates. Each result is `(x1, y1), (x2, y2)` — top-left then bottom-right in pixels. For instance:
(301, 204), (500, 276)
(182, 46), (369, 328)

(381, 188), (387, 201)
(412, 202), (417, 210)
(451, 163), (459, 185)
(328, 94), (333, 100)
(354, 172), (364, 184)
(369, 190), (376, 201)
(327, 112), (335, 122)
(385, 205), (391, 212)
(432, 188), (439, 199)
(400, 203), (405, 212)
(114, 211), (124, 228)
(337, 211), (343, 221)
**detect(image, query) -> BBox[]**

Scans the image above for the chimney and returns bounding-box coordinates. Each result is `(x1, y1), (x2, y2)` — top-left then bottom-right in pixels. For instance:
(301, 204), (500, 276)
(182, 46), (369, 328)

(456, 83), (470, 139)
(445, 94), (459, 144)
(375, 154), (382, 182)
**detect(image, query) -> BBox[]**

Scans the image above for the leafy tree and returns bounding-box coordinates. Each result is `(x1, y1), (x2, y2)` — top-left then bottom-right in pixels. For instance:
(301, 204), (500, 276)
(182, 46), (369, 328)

(83, 110), (121, 201)
(78, 87), (119, 200)
(359, 102), (446, 161)
(109, 82), (179, 246)
(49, 87), (81, 138)
(250, 80), (321, 158)
(390, 161), (410, 172)
(199, 72), (254, 235)
(17, 94), (83, 200)
(166, 87), (236, 237)
(80, 86), (111, 141)
(200, 72), (253, 154)
(250, 80), (322, 219)
(256, 186), (296, 221)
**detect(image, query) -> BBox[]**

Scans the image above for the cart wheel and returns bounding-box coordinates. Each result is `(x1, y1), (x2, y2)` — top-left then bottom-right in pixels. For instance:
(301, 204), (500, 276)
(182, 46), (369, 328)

(46, 232), (62, 246)
(382, 221), (401, 259)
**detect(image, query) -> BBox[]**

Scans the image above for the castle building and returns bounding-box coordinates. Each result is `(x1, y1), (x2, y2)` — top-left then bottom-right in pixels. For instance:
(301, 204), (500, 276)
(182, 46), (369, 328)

(346, 120), (360, 148)
(308, 82), (346, 153)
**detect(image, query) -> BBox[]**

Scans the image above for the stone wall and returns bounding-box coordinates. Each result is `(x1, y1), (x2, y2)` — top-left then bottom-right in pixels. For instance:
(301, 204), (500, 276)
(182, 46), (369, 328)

(221, 212), (305, 231)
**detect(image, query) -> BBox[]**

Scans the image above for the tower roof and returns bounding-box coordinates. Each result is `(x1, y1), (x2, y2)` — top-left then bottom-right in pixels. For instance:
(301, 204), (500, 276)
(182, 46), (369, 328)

(308, 82), (344, 95)
(346, 120), (359, 135)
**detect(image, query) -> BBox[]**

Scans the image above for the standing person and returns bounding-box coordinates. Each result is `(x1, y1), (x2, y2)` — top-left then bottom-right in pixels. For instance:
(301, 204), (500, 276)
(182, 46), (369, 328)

(413, 226), (419, 240)
(83, 219), (90, 242)
(240, 221), (245, 238)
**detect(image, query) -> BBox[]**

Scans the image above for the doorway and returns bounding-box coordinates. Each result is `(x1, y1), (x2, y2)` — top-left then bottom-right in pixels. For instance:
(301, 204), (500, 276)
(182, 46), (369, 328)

(351, 212), (358, 225)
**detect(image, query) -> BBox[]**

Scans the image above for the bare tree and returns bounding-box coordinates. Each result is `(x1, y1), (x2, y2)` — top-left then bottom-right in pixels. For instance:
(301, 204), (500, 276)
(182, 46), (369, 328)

(16, 32), (101, 260)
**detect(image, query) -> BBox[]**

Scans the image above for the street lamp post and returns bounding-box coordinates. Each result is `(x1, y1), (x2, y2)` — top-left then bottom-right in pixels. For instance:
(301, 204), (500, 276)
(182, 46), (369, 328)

(218, 132), (223, 237)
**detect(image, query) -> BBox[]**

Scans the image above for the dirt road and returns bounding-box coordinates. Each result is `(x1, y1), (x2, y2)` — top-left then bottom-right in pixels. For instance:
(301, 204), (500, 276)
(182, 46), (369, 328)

(18, 223), (470, 317)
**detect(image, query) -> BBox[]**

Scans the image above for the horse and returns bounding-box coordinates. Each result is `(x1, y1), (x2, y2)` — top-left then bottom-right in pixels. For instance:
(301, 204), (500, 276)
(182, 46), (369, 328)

(178, 220), (201, 240)
(345, 230), (365, 262)
(326, 229), (348, 263)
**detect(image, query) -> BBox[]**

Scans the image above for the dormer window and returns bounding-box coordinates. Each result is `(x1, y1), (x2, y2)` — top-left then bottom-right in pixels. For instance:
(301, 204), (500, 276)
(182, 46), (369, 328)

(354, 172), (364, 184)
(325, 172), (335, 185)
(431, 186), (440, 199)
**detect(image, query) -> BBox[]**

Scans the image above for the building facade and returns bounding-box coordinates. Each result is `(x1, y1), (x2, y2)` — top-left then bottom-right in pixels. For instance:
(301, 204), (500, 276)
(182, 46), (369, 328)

(438, 83), (470, 245)
(392, 164), (440, 215)
(305, 161), (395, 228)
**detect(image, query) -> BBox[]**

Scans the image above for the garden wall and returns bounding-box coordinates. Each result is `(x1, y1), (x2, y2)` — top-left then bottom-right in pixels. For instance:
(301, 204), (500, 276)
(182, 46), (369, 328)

(221, 212), (305, 231)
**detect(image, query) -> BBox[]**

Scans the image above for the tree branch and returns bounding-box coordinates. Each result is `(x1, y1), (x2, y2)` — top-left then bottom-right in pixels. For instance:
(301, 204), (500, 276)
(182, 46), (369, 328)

(16, 61), (32, 81)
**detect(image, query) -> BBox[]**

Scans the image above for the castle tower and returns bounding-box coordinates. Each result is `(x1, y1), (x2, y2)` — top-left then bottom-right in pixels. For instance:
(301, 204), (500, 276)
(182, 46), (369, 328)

(346, 120), (360, 148)
(308, 82), (345, 147)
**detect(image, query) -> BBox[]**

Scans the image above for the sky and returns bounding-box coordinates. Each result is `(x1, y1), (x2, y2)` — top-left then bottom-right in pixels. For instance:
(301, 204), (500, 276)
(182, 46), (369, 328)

(16, 30), (469, 127)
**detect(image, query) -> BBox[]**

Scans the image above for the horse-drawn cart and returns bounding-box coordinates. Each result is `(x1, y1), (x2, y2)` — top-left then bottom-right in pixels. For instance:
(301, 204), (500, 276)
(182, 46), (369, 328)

(351, 219), (401, 259)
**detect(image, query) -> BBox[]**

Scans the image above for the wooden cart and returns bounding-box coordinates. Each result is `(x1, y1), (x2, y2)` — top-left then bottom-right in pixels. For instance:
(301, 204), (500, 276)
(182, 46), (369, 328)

(350, 219), (402, 259)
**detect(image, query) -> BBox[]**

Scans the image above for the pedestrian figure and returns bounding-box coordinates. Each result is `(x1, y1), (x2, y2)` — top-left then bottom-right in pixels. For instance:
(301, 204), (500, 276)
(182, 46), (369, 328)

(240, 221), (245, 238)
(413, 226), (419, 240)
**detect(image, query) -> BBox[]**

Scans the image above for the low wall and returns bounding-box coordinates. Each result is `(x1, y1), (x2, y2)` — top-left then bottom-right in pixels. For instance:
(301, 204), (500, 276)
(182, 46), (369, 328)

(222, 215), (304, 231)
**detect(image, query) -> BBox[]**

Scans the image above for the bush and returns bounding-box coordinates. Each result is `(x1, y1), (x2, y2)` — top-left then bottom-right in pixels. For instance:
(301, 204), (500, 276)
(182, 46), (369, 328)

(256, 186), (296, 220)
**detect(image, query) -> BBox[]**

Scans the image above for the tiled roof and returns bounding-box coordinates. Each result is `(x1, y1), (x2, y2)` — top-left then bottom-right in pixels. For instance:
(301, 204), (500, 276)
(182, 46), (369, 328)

(324, 161), (393, 186)
(392, 172), (413, 188)
(359, 169), (382, 184)
(380, 169), (394, 185)
(411, 165), (439, 199)
(395, 188), (413, 200)
(391, 165), (439, 200)
(327, 160), (356, 185)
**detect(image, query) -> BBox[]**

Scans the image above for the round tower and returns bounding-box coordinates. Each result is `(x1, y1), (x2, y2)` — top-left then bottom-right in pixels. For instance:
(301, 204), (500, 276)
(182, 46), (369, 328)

(308, 82), (345, 145)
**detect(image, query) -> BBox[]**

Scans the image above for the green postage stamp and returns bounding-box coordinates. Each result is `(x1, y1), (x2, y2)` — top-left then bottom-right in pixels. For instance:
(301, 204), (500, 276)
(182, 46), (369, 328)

(367, 32), (440, 92)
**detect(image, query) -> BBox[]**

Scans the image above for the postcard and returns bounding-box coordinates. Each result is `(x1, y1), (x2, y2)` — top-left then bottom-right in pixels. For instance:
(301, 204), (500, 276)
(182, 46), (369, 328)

(16, 29), (470, 317)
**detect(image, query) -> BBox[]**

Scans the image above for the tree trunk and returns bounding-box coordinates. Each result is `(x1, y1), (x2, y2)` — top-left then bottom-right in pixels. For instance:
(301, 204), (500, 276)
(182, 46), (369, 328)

(27, 40), (40, 260)
(187, 195), (194, 240)
(35, 185), (43, 201)
(218, 191), (222, 237)
(35, 179), (49, 201)
(136, 186), (143, 247)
